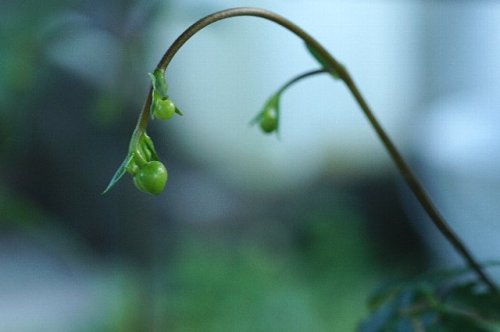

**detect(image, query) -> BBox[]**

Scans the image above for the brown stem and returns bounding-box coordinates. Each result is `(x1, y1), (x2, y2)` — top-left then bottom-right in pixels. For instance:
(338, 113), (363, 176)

(134, 7), (497, 292)
(342, 73), (498, 292)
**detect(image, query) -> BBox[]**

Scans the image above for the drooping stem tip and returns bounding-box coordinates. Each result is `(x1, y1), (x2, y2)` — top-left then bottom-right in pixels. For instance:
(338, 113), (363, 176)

(133, 7), (497, 292)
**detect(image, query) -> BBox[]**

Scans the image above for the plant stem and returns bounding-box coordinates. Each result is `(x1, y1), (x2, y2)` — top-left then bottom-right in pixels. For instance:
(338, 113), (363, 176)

(342, 74), (498, 293)
(276, 69), (328, 95)
(135, 7), (498, 292)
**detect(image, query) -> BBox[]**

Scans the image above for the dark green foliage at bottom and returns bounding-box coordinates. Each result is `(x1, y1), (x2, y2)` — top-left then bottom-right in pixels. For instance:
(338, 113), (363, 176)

(359, 265), (500, 332)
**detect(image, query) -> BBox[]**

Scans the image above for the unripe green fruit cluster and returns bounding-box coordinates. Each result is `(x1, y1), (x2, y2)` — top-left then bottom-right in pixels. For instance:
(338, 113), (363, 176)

(125, 133), (169, 195)
(104, 70), (179, 196)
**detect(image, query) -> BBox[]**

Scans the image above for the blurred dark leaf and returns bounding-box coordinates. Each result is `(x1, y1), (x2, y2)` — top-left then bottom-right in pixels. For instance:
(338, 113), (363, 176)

(430, 311), (492, 332)
(446, 282), (500, 320)
(368, 281), (403, 311)
(358, 299), (398, 332)
(0, 190), (48, 228)
(392, 316), (416, 332)
(360, 265), (500, 332)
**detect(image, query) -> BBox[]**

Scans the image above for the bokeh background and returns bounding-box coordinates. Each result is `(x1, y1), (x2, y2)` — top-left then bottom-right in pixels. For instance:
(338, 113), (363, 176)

(2, 0), (500, 331)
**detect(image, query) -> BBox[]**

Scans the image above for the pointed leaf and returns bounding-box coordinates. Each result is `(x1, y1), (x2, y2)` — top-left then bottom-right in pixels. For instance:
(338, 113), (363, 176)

(149, 68), (168, 98)
(305, 42), (340, 79)
(102, 154), (133, 194)
(142, 134), (159, 161)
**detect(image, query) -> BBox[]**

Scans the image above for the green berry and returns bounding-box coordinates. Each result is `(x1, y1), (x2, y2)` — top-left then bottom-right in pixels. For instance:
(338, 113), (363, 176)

(259, 108), (278, 133)
(133, 161), (168, 195)
(152, 93), (176, 121)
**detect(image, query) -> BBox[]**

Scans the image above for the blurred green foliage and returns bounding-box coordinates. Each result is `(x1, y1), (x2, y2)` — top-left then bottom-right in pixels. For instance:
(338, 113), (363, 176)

(2, 1), (471, 331)
(360, 264), (500, 331)
(161, 210), (379, 331)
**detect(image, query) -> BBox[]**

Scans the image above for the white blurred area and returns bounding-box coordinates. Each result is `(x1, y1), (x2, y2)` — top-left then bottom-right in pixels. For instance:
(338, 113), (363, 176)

(411, 2), (500, 273)
(414, 92), (500, 270)
(0, 232), (132, 332)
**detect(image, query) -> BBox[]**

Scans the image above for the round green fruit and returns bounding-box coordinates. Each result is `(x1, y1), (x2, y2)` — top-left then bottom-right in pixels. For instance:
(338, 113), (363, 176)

(133, 161), (168, 195)
(153, 97), (176, 121)
(259, 108), (278, 133)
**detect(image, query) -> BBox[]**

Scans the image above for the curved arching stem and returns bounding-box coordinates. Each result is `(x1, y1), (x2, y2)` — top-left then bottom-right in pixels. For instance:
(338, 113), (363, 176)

(275, 69), (328, 95)
(135, 7), (344, 130)
(135, 7), (498, 292)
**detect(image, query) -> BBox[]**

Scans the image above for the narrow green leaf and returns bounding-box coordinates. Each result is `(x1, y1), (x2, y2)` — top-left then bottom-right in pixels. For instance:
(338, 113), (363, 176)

(102, 154), (133, 194)
(141, 134), (160, 161)
(305, 42), (340, 79)
(148, 68), (168, 98)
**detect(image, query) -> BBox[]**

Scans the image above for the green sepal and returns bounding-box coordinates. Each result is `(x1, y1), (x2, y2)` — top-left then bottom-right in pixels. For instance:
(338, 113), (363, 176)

(250, 93), (279, 124)
(149, 69), (183, 119)
(305, 42), (340, 79)
(148, 68), (168, 98)
(141, 133), (160, 161)
(102, 153), (134, 194)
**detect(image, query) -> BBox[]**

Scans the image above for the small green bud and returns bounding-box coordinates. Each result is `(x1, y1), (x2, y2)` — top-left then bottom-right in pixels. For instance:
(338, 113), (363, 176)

(256, 94), (280, 134)
(152, 93), (176, 121)
(259, 107), (278, 133)
(133, 161), (168, 195)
